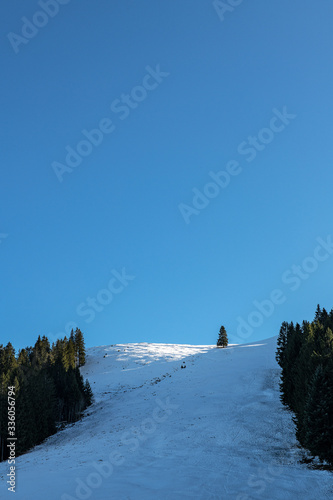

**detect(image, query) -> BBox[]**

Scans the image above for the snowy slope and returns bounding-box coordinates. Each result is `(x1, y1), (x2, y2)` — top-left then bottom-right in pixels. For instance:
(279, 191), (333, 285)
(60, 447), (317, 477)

(0, 338), (332, 499)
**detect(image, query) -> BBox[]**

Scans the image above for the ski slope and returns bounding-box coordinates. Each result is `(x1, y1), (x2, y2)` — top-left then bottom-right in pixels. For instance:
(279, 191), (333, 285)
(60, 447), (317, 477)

(0, 337), (332, 499)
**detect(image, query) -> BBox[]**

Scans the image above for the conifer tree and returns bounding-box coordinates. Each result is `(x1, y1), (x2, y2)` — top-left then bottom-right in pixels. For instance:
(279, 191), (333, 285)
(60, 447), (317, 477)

(302, 364), (333, 463)
(84, 379), (93, 406)
(0, 345), (5, 373)
(4, 342), (17, 372)
(67, 337), (76, 370)
(277, 304), (333, 465)
(275, 321), (288, 367)
(217, 326), (228, 348)
(17, 348), (29, 366)
(75, 328), (86, 367)
(0, 329), (92, 462)
(314, 304), (322, 322)
(16, 378), (38, 453)
(69, 329), (77, 366)
(0, 391), (8, 461)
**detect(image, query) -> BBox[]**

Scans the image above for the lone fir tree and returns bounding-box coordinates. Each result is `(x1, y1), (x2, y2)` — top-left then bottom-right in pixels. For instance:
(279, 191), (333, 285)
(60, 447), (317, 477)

(217, 326), (228, 348)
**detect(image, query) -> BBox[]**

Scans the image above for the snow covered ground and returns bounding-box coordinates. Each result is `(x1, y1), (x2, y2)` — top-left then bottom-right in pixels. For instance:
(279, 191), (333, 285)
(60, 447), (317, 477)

(1, 337), (332, 499)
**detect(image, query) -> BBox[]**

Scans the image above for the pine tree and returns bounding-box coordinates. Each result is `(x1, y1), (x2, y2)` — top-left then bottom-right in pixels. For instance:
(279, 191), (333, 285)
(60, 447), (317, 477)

(314, 304), (322, 322)
(17, 348), (29, 366)
(279, 322), (304, 410)
(69, 329), (77, 366)
(0, 391), (8, 461)
(302, 364), (333, 463)
(276, 321), (289, 367)
(217, 326), (228, 348)
(67, 337), (76, 370)
(0, 331), (93, 463)
(4, 342), (17, 372)
(278, 304), (333, 465)
(54, 338), (70, 371)
(32, 335), (43, 366)
(316, 327), (333, 357)
(75, 328), (86, 367)
(31, 370), (57, 442)
(0, 345), (5, 374)
(16, 380), (38, 454)
(83, 379), (93, 406)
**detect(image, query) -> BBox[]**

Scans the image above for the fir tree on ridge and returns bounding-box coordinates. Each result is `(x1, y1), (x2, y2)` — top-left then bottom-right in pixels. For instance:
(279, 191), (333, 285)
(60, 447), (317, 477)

(217, 325), (228, 348)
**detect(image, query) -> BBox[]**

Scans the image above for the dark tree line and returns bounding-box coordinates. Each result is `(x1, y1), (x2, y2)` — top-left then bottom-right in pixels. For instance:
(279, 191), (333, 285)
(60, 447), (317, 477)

(0, 328), (93, 462)
(276, 305), (333, 465)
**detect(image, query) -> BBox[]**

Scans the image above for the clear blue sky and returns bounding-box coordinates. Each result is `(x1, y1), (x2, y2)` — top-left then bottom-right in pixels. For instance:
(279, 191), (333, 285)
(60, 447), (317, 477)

(1, 0), (333, 350)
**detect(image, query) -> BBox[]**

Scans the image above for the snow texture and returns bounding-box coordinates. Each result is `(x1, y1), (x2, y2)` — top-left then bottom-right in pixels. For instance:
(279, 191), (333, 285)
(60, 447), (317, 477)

(1, 337), (332, 499)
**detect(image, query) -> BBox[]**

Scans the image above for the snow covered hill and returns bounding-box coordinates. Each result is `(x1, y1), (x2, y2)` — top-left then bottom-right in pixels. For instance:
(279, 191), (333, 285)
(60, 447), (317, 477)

(1, 338), (332, 499)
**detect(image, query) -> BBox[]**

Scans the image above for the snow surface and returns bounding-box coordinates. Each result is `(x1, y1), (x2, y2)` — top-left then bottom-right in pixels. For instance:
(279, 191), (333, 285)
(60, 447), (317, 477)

(1, 337), (332, 499)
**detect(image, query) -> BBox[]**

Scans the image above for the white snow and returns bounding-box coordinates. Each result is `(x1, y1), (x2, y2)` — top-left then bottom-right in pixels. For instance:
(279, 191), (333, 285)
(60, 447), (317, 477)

(0, 337), (332, 499)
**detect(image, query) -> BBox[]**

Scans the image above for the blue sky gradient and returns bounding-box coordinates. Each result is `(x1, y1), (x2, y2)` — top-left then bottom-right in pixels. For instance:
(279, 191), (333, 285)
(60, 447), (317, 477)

(1, 1), (333, 349)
